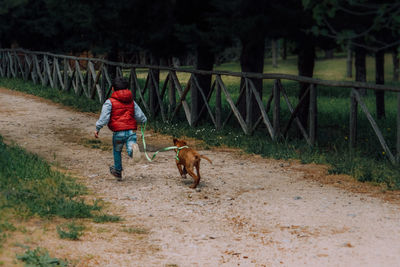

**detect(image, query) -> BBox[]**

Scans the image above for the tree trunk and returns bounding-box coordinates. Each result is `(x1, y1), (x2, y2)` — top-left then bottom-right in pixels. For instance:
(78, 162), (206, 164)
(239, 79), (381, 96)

(375, 50), (385, 119)
(297, 41), (315, 132)
(282, 38), (287, 60)
(346, 42), (353, 78)
(107, 43), (119, 80)
(192, 45), (214, 124)
(149, 54), (160, 117)
(355, 46), (367, 95)
(393, 46), (399, 82)
(272, 39), (278, 68)
(238, 36), (265, 129)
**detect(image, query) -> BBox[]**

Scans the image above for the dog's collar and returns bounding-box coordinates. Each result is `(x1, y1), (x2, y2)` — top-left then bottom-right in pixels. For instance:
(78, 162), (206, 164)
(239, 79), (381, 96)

(175, 145), (188, 160)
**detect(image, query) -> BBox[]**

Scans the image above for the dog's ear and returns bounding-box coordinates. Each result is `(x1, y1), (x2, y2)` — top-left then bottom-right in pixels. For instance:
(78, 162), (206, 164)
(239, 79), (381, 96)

(182, 140), (187, 145)
(173, 138), (178, 144)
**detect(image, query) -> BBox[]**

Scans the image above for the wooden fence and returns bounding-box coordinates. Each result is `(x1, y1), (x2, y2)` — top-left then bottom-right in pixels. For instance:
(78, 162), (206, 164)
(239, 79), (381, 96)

(1, 48), (400, 164)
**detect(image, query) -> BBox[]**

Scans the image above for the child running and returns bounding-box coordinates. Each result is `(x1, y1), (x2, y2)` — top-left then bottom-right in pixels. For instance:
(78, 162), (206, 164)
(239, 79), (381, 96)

(94, 77), (147, 180)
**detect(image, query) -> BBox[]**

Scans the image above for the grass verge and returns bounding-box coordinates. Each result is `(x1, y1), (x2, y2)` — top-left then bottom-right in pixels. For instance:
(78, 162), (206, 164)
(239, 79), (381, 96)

(149, 119), (400, 189)
(0, 135), (120, 264)
(16, 247), (68, 267)
(0, 135), (100, 220)
(57, 222), (85, 240)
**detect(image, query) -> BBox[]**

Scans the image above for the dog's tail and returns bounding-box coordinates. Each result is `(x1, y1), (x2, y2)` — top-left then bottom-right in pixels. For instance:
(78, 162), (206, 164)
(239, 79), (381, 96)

(200, 155), (212, 164)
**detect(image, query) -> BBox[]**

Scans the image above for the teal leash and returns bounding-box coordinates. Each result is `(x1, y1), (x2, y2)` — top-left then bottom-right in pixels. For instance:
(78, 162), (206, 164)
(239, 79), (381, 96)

(141, 123), (188, 162)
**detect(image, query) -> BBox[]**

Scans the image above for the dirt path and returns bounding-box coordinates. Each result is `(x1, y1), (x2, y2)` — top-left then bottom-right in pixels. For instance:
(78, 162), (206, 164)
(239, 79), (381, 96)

(1, 87), (400, 267)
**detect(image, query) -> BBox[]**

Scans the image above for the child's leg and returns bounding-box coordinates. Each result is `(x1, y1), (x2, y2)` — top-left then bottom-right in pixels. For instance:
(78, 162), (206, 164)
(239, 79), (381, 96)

(112, 131), (125, 171)
(126, 130), (137, 157)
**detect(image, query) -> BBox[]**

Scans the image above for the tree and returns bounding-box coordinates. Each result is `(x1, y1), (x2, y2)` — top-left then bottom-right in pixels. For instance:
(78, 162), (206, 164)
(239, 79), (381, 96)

(304, 0), (400, 118)
(0, 0), (95, 52)
(0, 0), (28, 48)
(375, 49), (385, 118)
(393, 46), (399, 81)
(174, 0), (227, 124)
(210, 0), (272, 126)
(270, 0), (320, 133)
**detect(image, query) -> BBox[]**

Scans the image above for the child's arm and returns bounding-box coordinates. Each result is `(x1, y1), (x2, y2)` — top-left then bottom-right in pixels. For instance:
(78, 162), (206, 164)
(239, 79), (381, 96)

(94, 100), (112, 138)
(134, 101), (147, 124)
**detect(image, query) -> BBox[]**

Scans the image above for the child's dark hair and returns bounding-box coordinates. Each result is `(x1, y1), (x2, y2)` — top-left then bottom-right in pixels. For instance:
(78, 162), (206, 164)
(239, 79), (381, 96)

(112, 77), (129, 91)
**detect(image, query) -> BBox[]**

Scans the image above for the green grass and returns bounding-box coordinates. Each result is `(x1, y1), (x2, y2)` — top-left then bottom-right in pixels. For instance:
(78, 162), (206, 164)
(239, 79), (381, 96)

(0, 134), (121, 252)
(0, 135), (100, 219)
(56, 222), (85, 240)
(17, 247), (68, 267)
(93, 214), (122, 223)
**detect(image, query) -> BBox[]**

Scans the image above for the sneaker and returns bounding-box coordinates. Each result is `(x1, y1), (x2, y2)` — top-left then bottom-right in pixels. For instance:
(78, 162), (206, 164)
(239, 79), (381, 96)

(109, 166), (122, 181)
(130, 143), (142, 163)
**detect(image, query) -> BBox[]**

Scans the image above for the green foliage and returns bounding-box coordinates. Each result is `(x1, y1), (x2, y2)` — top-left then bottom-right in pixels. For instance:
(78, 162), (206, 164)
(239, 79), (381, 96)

(0, 222), (16, 232)
(16, 247), (68, 267)
(56, 222), (85, 240)
(0, 0), (27, 15)
(305, 0), (400, 49)
(93, 214), (121, 223)
(0, 135), (99, 219)
(0, 221), (16, 246)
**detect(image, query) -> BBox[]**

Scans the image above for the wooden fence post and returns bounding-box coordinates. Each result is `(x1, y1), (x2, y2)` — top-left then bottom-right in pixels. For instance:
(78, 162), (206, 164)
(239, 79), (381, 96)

(149, 69), (157, 117)
(349, 88), (358, 150)
(23, 54), (29, 81)
(129, 68), (136, 101)
(245, 78), (253, 132)
(14, 51), (23, 78)
(7, 52), (15, 78)
(309, 83), (317, 145)
(0, 52), (4, 77)
(43, 55), (52, 87)
(53, 57), (59, 89)
(7, 52), (11, 78)
(31, 55), (37, 84)
(100, 67), (106, 102)
(397, 91), (400, 163)
(273, 79), (281, 139)
(11, 52), (17, 77)
(215, 76), (222, 130)
(63, 58), (68, 91)
(168, 70), (176, 115)
(87, 61), (92, 97)
(190, 74), (198, 125)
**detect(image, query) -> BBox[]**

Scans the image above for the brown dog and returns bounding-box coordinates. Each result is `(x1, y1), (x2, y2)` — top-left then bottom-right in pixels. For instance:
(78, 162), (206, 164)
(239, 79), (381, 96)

(173, 138), (212, 188)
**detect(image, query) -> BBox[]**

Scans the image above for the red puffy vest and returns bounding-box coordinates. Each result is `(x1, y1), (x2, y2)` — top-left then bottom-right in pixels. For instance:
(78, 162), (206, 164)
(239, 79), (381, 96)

(108, 89), (137, 132)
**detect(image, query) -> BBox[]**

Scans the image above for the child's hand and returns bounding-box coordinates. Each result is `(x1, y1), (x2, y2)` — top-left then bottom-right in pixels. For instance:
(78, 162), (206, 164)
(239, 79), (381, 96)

(94, 130), (99, 138)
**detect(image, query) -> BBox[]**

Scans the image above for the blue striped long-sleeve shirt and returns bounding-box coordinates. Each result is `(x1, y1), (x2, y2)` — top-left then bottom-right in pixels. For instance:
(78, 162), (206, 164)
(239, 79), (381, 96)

(95, 100), (147, 132)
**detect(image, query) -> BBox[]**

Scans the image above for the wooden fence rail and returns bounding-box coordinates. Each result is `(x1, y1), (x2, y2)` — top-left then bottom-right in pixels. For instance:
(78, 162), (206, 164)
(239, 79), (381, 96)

(1, 48), (400, 164)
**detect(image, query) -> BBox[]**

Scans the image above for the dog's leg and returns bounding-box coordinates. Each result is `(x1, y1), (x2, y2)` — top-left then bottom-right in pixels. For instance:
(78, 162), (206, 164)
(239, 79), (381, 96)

(186, 167), (200, 188)
(195, 161), (201, 184)
(176, 163), (186, 178)
(182, 166), (188, 178)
